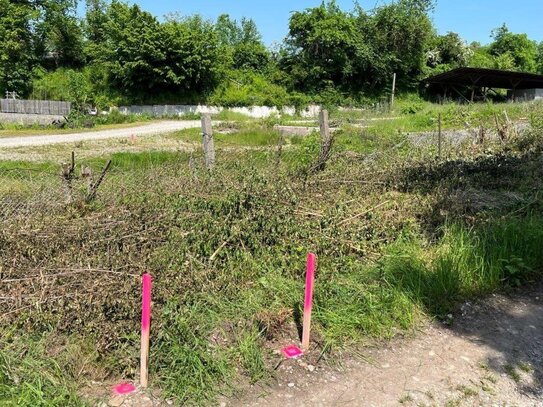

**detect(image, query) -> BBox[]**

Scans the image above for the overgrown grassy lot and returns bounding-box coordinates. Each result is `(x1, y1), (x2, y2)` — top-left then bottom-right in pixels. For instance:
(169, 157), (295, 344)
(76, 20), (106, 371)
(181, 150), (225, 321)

(1, 103), (543, 406)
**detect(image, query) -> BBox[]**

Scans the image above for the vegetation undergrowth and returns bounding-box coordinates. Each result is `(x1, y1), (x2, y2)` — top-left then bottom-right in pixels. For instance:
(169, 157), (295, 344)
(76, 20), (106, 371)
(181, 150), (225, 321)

(1, 121), (543, 406)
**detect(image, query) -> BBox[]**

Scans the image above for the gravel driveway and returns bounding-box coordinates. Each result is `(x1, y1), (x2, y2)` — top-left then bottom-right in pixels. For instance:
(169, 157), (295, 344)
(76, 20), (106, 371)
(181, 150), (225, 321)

(0, 121), (203, 148)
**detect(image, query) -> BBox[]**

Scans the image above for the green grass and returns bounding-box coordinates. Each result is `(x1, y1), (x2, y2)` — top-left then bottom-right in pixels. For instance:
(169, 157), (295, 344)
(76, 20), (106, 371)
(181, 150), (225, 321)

(0, 333), (89, 406)
(211, 110), (255, 122)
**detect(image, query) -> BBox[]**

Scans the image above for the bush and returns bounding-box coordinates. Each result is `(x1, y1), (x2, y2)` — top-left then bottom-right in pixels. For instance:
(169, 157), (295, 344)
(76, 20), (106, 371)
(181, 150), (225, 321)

(209, 70), (304, 108)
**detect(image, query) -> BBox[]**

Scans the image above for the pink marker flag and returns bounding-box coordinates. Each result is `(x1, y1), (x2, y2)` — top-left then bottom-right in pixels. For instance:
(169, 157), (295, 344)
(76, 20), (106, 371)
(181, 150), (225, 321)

(302, 253), (317, 350)
(140, 273), (152, 388)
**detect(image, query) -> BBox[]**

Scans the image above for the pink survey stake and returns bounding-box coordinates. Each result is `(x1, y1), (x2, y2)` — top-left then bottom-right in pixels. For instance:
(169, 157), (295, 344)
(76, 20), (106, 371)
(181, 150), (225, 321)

(304, 253), (316, 313)
(281, 253), (317, 358)
(141, 274), (152, 332)
(140, 273), (152, 388)
(302, 253), (316, 350)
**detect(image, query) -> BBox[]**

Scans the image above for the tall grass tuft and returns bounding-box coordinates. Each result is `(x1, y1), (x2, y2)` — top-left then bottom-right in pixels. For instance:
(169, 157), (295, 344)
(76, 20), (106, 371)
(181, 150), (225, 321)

(382, 216), (543, 316)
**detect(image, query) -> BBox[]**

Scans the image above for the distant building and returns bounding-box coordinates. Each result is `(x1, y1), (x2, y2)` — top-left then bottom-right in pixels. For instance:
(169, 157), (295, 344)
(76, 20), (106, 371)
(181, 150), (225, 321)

(425, 67), (543, 103)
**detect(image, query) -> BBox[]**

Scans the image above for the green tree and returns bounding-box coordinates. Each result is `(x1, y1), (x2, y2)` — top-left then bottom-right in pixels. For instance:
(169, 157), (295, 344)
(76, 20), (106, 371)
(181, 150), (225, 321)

(92, 2), (224, 97)
(215, 14), (269, 71)
(354, 0), (435, 89)
(0, 0), (36, 95)
(162, 15), (225, 92)
(35, 0), (85, 68)
(281, 1), (359, 92)
(468, 43), (495, 69)
(428, 32), (472, 70)
(489, 24), (538, 72)
(84, 0), (109, 59)
(537, 42), (543, 74)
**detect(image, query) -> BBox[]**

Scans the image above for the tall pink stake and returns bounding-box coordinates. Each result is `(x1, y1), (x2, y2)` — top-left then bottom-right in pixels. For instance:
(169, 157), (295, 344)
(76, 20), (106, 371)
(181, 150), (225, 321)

(140, 273), (152, 388)
(301, 253), (317, 351)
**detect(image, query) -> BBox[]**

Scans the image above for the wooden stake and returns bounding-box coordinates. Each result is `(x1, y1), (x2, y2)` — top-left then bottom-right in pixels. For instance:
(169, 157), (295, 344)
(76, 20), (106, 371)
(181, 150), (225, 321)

(438, 113), (442, 160)
(301, 253), (317, 351)
(201, 114), (215, 170)
(140, 273), (152, 388)
(86, 160), (111, 202)
(391, 73), (396, 107)
(315, 109), (331, 171)
(61, 151), (76, 203)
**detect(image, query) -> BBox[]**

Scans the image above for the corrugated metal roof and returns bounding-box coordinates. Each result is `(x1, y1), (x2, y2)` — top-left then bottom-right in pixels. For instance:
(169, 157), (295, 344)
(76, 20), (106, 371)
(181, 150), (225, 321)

(425, 67), (543, 90)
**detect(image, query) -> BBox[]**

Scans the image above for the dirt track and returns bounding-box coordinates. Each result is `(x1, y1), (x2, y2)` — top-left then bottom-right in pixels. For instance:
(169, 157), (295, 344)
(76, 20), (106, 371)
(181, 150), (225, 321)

(233, 284), (543, 407)
(0, 121), (202, 148)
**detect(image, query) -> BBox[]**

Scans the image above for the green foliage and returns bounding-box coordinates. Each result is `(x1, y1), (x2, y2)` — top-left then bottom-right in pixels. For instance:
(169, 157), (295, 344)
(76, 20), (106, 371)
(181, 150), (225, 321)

(427, 32), (472, 72)
(281, 0), (435, 94)
(537, 42), (543, 74)
(3, 118), (543, 404)
(282, 1), (360, 92)
(209, 70), (303, 107)
(489, 24), (539, 72)
(34, 0), (85, 69)
(2, 0), (542, 108)
(216, 14), (270, 71)
(31, 68), (92, 110)
(94, 3), (222, 96)
(0, 0), (36, 95)
(361, 0), (434, 89)
(383, 217), (543, 316)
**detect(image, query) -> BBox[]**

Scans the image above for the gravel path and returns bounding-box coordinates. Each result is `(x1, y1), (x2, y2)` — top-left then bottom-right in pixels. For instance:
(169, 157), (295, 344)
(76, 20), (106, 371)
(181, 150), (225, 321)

(0, 121), (202, 148)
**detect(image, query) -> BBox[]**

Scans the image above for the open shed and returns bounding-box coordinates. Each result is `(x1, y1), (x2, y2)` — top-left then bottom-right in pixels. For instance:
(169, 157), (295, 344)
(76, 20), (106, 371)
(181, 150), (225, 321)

(425, 67), (543, 103)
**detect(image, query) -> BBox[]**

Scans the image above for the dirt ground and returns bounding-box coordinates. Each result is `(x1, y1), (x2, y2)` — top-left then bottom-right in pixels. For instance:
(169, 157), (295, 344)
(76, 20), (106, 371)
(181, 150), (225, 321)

(93, 283), (542, 407)
(230, 282), (543, 407)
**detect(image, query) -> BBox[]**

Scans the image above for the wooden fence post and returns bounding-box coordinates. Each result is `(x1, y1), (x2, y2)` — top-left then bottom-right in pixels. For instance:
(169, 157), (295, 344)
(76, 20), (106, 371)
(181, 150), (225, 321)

(86, 160), (112, 202)
(61, 151), (76, 203)
(390, 73), (397, 108)
(315, 109), (331, 172)
(201, 114), (215, 170)
(438, 113), (442, 160)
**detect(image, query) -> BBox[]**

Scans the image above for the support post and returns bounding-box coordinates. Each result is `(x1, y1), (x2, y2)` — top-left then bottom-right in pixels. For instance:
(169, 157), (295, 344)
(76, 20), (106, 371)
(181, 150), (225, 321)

(438, 113), (442, 160)
(391, 73), (397, 107)
(86, 160), (111, 202)
(61, 151), (76, 203)
(316, 109), (331, 172)
(201, 114), (215, 170)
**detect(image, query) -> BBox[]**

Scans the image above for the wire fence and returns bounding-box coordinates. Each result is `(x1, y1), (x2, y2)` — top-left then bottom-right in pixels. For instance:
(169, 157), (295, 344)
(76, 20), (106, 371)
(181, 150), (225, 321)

(0, 117), (536, 333)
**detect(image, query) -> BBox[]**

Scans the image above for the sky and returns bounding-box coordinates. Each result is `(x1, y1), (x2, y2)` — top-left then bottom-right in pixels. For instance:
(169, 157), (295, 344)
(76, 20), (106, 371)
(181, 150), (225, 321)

(89, 0), (543, 46)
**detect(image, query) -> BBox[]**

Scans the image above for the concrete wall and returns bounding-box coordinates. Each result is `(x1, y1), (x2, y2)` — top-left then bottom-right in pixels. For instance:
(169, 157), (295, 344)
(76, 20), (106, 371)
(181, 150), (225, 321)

(117, 104), (322, 119)
(509, 89), (543, 101)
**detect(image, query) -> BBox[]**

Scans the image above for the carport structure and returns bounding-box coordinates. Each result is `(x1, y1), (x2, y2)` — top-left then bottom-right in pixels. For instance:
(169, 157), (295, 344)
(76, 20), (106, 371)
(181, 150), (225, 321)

(425, 67), (543, 103)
